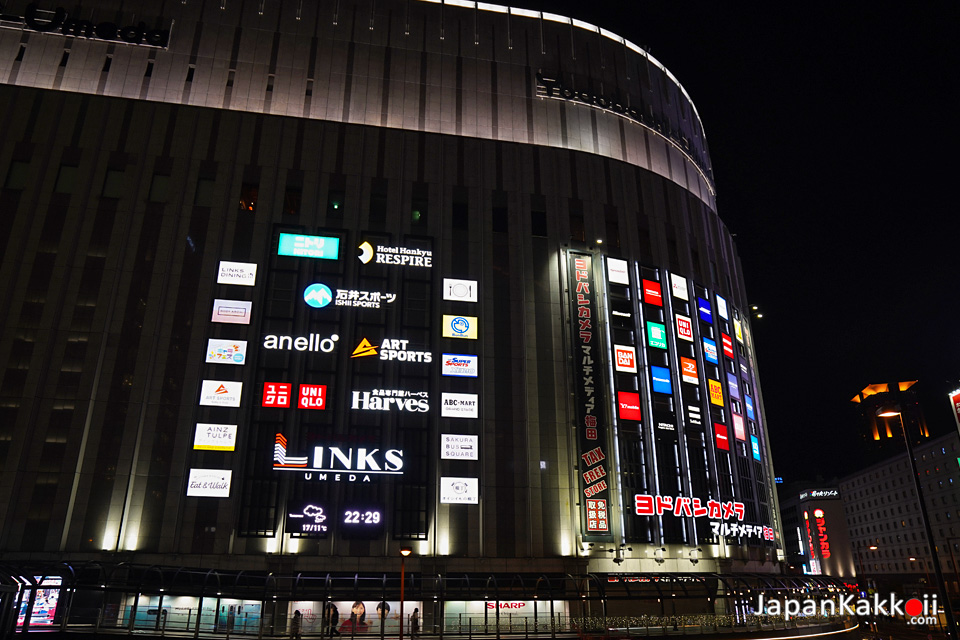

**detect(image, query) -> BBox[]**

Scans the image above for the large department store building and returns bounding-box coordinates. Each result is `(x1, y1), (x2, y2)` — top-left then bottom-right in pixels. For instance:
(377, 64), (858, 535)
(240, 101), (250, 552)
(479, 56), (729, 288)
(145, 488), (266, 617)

(0, 0), (811, 632)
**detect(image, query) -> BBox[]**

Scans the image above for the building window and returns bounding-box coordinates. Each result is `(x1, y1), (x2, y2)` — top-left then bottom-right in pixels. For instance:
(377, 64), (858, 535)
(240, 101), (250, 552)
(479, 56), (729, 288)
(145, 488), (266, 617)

(239, 182), (258, 212)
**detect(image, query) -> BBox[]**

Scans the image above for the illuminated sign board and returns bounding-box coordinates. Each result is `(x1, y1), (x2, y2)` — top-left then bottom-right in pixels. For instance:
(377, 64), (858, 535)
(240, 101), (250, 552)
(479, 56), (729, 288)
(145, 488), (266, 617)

(585, 499), (608, 532)
(647, 321), (667, 349)
(734, 318), (744, 343)
(714, 423), (729, 451)
(443, 278), (478, 302)
(211, 299), (252, 324)
(651, 366), (672, 395)
(635, 494), (744, 520)
(745, 394), (756, 420)
(721, 333), (735, 359)
(305, 284), (397, 309)
(187, 469), (232, 497)
(440, 477), (479, 503)
(675, 314), (694, 342)
(278, 233), (340, 259)
(670, 273), (689, 300)
(799, 489), (840, 500)
(680, 357), (698, 384)
(614, 345), (638, 373)
(286, 503), (329, 536)
(351, 338), (432, 363)
(716, 294), (729, 320)
(263, 333), (339, 353)
(702, 338), (719, 364)
(441, 354), (478, 377)
(634, 493), (773, 541)
(949, 389), (960, 430)
(199, 380), (242, 407)
(351, 389), (429, 412)
(708, 379), (723, 406)
(441, 393), (479, 418)
(698, 297), (712, 324)
(727, 372), (740, 399)
(303, 283), (333, 308)
(642, 279), (663, 306)
(217, 260), (257, 286)
(568, 253), (612, 539)
(358, 241), (433, 267)
(751, 435), (761, 460)
(298, 384), (327, 410)
(193, 423), (237, 451)
(606, 258), (630, 285)
(732, 413), (746, 440)
(617, 391), (642, 421)
(205, 339), (247, 365)
(686, 404), (702, 426)
(442, 315), (478, 339)
(273, 435), (404, 478)
(441, 434), (479, 460)
(334, 288), (396, 308)
(262, 382), (291, 408)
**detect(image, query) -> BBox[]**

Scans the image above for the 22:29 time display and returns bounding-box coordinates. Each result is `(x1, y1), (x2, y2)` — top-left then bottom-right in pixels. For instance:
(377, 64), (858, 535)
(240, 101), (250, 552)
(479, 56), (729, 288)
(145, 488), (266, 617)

(343, 510), (381, 525)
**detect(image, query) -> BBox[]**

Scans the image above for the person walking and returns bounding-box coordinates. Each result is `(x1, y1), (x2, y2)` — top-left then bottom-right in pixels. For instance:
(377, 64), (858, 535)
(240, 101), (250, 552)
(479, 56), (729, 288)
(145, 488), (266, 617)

(291, 610), (303, 640)
(410, 608), (420, 637)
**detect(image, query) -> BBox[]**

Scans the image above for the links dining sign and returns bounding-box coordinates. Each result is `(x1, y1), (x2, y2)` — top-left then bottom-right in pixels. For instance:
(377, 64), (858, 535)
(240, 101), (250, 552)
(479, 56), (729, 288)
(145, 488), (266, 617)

(0, 4), (171, 48)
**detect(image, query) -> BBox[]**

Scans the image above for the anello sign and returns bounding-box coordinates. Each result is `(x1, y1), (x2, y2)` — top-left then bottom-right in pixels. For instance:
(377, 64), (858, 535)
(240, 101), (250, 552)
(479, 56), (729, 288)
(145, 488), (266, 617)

(4, 4), (171, 47)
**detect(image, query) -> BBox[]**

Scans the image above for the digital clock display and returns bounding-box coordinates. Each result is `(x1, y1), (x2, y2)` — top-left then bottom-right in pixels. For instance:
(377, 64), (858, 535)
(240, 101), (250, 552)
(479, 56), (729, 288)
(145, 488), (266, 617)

(340, 506), (384, 539)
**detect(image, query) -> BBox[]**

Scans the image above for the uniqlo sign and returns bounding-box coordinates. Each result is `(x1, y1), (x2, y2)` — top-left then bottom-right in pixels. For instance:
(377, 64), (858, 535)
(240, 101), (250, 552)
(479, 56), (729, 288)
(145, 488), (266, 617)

(618, 391), (642, 421)
(298, 384), (327, 410)
(263, 382), (291, 407)
(721, 333), (735, 359)
(614, 345), (637, 373)
(642, 279), (662, 306)
(676, 314), (694, 342)
(680, 357), (698, 384)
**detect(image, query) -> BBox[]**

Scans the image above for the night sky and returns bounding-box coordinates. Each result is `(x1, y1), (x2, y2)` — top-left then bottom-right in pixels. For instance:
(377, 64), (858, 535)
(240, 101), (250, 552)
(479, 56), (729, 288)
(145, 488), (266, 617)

(518, 1), (960, 481)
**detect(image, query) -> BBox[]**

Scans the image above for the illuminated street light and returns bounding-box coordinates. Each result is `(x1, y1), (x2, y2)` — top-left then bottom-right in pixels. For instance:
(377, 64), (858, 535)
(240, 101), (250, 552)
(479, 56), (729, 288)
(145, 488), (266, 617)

(400, 547), (413, 640)
(875, 402), (957, 639)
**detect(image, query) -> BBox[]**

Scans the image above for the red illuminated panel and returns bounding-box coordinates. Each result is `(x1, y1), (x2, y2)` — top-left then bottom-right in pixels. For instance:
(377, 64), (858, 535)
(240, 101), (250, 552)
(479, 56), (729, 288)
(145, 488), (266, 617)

(642, 279), (663, 306)
(298, 384), (327, 410)
(618, 391), (642, 421)
(732, 413), (746, 440)
(680, 357), (698, 384)
(262, 382), (291, 407)
(721, 333), (735, 359)
(715, 423), (729, 451)
(951, 389), (960, 430)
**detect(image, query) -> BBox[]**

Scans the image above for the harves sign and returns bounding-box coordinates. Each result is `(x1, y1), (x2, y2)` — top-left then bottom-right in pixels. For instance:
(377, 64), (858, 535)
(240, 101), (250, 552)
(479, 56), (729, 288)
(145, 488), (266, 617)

(0, 4), (170, 47)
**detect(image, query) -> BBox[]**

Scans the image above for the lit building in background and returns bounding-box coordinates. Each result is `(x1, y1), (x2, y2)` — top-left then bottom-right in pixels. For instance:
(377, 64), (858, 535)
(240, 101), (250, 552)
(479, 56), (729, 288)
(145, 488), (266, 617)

(841, 431), (960, 597)
(0, 0), (826, 632)
(778, 487), (854, 578)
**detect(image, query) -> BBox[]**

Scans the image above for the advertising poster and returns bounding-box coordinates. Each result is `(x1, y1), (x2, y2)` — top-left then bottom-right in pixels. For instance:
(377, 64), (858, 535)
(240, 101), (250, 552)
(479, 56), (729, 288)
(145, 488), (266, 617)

(614, 345), (638, 373)
(642, 279), (662, 306)
(217, 261), (258, 286)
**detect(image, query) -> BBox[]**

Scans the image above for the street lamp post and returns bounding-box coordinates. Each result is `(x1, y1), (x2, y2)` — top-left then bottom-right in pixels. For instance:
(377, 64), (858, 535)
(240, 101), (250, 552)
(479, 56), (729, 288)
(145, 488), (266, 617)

(399, 547), (412, 640)
(879, 407), (958, 638)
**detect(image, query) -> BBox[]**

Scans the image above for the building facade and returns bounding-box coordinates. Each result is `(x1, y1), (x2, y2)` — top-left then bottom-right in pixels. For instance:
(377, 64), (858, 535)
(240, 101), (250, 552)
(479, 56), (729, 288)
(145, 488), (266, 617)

(841, 431), (960, 596)
(0, 0), (790, 630)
